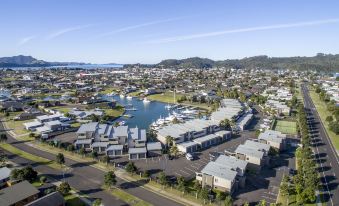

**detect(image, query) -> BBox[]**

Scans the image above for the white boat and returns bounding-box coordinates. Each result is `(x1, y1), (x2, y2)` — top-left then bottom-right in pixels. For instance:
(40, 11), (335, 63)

(182, 109), (197, 115)
(118, 121), (126, 126)
(165, 104), (172, 110)
(126, 95), (133, 100)
(120, 94), (125, 98)
(143, 98), (151, 103)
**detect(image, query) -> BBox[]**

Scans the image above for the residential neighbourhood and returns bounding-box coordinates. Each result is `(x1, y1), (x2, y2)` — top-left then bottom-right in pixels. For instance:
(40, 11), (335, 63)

(0, 1), (338, 206)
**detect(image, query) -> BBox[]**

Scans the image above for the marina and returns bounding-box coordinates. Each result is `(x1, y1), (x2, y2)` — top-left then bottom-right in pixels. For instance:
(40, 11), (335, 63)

(104, 94), (202, 130)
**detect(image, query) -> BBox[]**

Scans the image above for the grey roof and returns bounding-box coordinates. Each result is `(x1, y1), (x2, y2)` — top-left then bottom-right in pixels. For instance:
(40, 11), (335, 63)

(112, 126), (128, 137)
(214, 155), (247, 171)
(128, 147), (147, 154)
(107, 144), (124, 151)
(92, 142), (109, 148)
(23, 121), (43, 128)
(76, 122), (98, 134)
(243, 140), (270, 152)
(200, 161), (237, 181)
(25, 191), (65, 206)
(36, 114), (61, 121)
(235, 144), (264, 159)
(0, 167), (11, 181)
(98, 124), (108, 135)
(147, 142), (162, 151)
(0, 180), (39, 206)
(193, 134), (218, 144)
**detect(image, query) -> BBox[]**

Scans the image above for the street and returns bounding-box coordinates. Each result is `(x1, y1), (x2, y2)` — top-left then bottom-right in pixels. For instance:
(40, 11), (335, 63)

(301, 84), (339, 206)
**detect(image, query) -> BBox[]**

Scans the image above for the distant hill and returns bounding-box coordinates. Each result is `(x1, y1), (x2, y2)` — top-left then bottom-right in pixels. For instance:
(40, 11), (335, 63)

(0, 55), (84, 67)
(125, 54), (339, 72)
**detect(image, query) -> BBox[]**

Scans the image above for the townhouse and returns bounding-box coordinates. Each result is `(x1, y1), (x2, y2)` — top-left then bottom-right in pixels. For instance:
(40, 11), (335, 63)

(258, 130), (287, 151)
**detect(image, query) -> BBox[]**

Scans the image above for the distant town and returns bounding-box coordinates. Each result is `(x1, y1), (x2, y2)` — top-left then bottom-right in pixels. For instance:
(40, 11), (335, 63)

(0, 59), (338, 206)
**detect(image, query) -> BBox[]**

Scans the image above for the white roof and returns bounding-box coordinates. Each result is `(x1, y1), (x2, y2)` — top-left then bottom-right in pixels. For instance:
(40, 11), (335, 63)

(200, 161), (237, 181)
(147, 142), (162, 151)
(23, 120), (43, 128)
(107, 144), (123, 150)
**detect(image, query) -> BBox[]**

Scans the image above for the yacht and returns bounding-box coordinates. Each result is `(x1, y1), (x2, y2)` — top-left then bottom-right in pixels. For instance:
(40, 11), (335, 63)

(120, 93), (125, 98)
(165, 104), (172, 110)
(143, 97), (151, 103)
(126, 95), (133, 100)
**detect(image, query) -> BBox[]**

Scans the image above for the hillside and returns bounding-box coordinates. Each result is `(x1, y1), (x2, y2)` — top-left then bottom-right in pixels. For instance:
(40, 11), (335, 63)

(151, 54), (339, 71)
(0, 55), (84, 67)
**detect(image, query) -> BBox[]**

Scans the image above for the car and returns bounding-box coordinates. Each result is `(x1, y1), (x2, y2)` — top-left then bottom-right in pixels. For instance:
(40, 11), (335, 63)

(185, 153), (194, 161)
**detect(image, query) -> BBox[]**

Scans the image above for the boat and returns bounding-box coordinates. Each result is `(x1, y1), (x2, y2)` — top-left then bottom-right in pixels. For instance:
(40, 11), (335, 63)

(182, 109), (197, 115)
(118, 121), (126, 126)
(123, 114), (133, 118)
(125, 107), (137, 111)
(120, 94), (125, 98)
(106, 92), (116, 97)
(143, 98), (151, 103)
(126, 95), (133, 100)
(165, 104), (172, 110)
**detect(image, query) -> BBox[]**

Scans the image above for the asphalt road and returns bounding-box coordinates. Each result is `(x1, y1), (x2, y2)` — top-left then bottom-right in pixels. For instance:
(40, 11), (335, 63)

(0, 121), (182, 206)
(301, 84), (339, 206)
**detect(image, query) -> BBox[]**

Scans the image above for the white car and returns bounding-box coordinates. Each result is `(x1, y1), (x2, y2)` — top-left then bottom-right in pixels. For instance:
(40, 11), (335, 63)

(185, 153), (194, 161)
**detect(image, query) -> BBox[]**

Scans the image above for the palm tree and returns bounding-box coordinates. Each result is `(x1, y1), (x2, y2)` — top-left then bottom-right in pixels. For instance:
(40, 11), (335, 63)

(165, 136), (174, 149)
(169, 145), (179, 158)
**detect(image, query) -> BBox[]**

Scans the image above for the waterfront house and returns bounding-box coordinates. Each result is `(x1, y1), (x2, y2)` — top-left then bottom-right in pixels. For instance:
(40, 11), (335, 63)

(128, 147), (147, 160)
(106, 144), (124, 157)
(91, 141), (110, 154)
(147, 142), (162, 157)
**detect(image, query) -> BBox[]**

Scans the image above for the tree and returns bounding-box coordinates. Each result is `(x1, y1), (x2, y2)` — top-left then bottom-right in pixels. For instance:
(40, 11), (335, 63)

(104, 171), (117, 189)
(219, 119), (231, 130)
(142, 170), (150, 178)
(79, 147), (86, 156)
(169, 145), (179, 158)
(57, 181), (71, 195)
(165, 136), (174, 149)
(280, 175), (289, 196)
(11, 166), (37, 182)
(215, 190), (226, 203)
(177, 176), (187, 194)
(125, 162), (137, 174)
(56, 153), (65, 166)
(91, 150), (98, 159)
(256, 199), (267, 206)
(102, 155), (110, 165)
(40, 175), (47, 184)
(0, 133), (7, 142)
(199, 187), (209, 204)
(158, 171), (168, 186)
(67, 144), (74, 152)
(326, 116), (333, 122)
(224, 195), (233, 206)
(0, 152), (7, 167)
(92, 199), (102, 206)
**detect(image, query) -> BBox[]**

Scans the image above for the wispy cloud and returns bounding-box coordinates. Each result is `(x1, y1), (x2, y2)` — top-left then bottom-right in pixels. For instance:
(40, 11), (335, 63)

(46, 24), (93, 40)
(17, 36), (35, 46)
(96, 17), (185, 38)
(144, 18), (339, 44)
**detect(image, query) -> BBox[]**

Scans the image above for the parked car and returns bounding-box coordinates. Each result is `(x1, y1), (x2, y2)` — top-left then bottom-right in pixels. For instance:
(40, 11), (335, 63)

(185, 153), (193, 161)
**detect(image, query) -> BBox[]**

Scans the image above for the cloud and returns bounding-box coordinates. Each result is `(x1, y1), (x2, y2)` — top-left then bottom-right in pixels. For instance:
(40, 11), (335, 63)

(46, 24), (93, 40)
(17, 36), (35, 46)
(144, 18), (339, 44)
(97, 17), (185, 38)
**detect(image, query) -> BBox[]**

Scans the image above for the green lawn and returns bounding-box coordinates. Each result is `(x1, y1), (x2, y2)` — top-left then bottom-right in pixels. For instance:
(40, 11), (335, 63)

(106, 187), (152, 206)
(273, 120), (297, 135)
(309, 89), (339, 150)
(64, 194), (86, 206)
(0, 143), (61, 169)
(104, 108), (125, 118)
(147, 91), (182, 104)
(50, 106), (71, 114)
(99, 87), (119, 94)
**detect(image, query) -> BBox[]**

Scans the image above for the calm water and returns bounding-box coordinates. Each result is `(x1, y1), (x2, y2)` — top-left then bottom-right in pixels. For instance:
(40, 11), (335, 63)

(107, 95), (172, 130)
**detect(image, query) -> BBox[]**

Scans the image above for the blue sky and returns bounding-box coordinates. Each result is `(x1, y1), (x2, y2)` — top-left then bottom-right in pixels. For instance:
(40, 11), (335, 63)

(1, 0), (339, 63)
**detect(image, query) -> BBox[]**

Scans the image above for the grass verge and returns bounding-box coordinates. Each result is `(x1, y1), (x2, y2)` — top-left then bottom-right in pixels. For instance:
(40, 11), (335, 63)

(0, 143), (61, 169)
(309, 89), (339, 150)
(105, 187), (152, 206)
